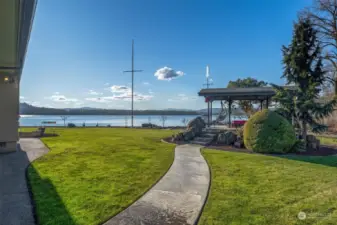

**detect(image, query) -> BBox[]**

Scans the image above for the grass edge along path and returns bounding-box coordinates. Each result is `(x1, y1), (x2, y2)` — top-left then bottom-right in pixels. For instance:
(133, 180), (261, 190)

(199, 149), (337, 225)
(27, 128), (177, 225)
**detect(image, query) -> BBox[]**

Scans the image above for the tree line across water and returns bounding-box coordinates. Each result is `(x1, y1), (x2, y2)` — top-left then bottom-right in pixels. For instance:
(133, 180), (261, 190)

(20, 103), (199, 116)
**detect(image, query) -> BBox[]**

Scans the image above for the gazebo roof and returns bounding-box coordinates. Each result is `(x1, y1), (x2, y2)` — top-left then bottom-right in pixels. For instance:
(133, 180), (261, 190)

(198, 86), (296, 101)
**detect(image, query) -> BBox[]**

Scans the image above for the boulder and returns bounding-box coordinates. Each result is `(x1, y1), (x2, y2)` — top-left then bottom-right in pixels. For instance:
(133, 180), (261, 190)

(172, 132), (184, 142)
(183, 129), (195, 141)
(171, 117), (206, 143)
(234, 140), (244, 148)
(306, 135), (320, 151)
(187, 116), (206, 135)
(307, 135), (316, 142)
(217, 131), (237, 145)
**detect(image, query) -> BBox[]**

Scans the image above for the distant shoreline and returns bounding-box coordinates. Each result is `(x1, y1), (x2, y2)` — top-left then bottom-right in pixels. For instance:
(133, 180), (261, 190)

(19, 113), (201, 116)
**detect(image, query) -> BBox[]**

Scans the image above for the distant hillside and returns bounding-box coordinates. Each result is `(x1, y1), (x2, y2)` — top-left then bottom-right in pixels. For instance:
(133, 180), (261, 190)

(19, 103), (199, 116)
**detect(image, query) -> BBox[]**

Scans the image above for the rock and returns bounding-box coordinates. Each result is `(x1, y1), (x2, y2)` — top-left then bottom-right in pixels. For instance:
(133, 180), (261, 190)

(183, 129), (195, 141)
(234, 141), (244, 148)
(172, 132), (184, 142)
(187, 116), (206, 135)
(171, 116), (206, 143)
(307, 135), (316, 142)
(306, 135), (320, 151)
(217, 131), (237, 145)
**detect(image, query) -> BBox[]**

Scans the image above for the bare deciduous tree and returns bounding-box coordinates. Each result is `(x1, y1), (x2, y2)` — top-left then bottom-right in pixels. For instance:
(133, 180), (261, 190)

(302, 0), (337, 92)
(60, 116), (69, 127)
(160, 115), (168, 128)
(181, 118), (188, 127)
(125, 116), (128, 128)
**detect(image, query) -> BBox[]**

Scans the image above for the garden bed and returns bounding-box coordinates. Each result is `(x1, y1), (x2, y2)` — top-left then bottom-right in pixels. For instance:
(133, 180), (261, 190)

(162, 136), (188, 145)
(19, 131), (58, 138)
(208, 144), (337, 156)
(167, 136), (337, 156)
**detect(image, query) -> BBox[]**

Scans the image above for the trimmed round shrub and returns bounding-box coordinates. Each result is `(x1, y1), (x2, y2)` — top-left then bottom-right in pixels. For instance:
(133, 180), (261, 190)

(243, 109), (296, 153)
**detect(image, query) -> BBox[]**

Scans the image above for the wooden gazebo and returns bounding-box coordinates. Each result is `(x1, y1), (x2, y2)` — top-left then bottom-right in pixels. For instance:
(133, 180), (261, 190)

(198, 86), (289, 127)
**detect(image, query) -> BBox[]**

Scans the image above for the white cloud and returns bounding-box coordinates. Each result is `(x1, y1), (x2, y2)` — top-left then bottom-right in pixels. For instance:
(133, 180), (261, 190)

(20, 96), (25, 100)
(143, 82), (150, 85)
(168, 94), (197, 102)
(154, 66), (184, 80)
(85, 92), (153, 103)
(24, 101), (41, 107)
(148, 89), (154, 94)
(88, 90), (103, 95)
(88, 84), (153, 103)
(54, 92), (60, 95)
(110, 85), (131, 93)
(46, 94), (78, 103)
(104, 83), (110, 86)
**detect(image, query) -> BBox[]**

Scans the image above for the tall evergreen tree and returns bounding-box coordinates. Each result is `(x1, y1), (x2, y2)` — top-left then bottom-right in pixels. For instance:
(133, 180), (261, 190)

(272, 18), (337, 143)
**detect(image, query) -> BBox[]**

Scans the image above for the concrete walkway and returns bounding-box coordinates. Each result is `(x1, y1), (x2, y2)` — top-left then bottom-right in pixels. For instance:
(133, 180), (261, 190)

(0, 138), (49, 225)
(104, 144), (210, 225)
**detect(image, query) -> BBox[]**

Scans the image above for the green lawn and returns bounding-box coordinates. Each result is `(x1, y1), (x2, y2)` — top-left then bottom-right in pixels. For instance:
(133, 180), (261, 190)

(27, 128), (176, 225)
(317, 136), (337, 146)
(199, 149), (337, 225)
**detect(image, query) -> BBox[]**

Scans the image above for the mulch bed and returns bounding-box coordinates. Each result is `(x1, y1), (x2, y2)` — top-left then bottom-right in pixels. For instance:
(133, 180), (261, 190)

(19, 132), (59, 138)
(207, 144), (255, 154)
(209, 144), (337, 156)
(166, 137), (337, 156)
(162, 137), (189, 145)
(292, 145), (337, 156)
(210, 144), (337, 156)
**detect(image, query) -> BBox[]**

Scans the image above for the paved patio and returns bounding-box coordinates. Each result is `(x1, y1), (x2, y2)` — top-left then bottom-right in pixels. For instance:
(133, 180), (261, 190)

(0, 138), (49, 225)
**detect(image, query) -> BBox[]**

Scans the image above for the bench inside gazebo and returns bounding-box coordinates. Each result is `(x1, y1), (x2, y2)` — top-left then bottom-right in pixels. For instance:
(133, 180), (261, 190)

(198, 86), (288, 127)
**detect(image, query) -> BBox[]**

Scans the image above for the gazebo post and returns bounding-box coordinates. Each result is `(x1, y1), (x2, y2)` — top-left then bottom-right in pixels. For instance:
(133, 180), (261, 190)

(266, 98), (269, 109)
(210, 100), (213, 127)
(260, 100), (263, 111)
(228, 99), (232, 128)
(207, 101), (210, 127)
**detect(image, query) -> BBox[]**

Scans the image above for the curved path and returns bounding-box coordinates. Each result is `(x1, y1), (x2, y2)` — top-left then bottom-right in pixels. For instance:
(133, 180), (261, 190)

(0, 138), (49, 225)
(104, 144), (210, 225)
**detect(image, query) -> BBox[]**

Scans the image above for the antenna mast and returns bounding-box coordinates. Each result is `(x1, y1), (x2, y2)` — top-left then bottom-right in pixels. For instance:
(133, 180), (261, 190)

(203, 65), (213, 88)
(123, 40), (143, 128)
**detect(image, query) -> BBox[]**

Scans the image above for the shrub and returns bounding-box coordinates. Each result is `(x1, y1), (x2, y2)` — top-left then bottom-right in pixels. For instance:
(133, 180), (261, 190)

(235, 126), (244, 139)
(243, 109), (296, 153)
(67, 123), (76, 128)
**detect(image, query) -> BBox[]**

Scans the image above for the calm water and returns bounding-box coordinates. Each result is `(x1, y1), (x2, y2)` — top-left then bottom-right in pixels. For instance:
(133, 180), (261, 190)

(19, 115), (201, 127)
(19, 114), (246, 127)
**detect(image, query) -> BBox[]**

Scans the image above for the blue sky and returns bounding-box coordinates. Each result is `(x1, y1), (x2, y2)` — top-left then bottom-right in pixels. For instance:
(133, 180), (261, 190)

(21, 0), (309, 110)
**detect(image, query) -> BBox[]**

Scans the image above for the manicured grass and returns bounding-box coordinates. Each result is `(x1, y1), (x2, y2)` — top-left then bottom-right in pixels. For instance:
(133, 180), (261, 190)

(27, 128), (176, 225)
(199, 149), (337, 225)
(317, 136), (337, 146)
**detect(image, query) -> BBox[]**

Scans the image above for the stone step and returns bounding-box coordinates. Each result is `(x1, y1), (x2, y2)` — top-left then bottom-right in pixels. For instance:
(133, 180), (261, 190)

(200, 133), (217, 138)
(202, 129), (222, 134)
(190, 140), (209, 146)
(194, 137), (213, 143)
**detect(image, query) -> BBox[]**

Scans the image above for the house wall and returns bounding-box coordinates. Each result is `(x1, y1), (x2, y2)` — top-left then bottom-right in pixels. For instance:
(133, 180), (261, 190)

(0, 74), (19, 152)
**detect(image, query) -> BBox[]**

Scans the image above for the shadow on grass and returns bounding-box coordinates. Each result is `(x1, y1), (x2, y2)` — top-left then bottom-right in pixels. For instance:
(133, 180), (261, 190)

(23, 146), (76, 225)
(27, 168), (76, 225)
(0, 143), (75, 225)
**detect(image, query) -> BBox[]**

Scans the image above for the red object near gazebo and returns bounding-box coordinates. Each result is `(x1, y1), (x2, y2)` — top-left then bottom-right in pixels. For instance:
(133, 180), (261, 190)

(232, 120), (246, 127)
(205, 97), (210, 103)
